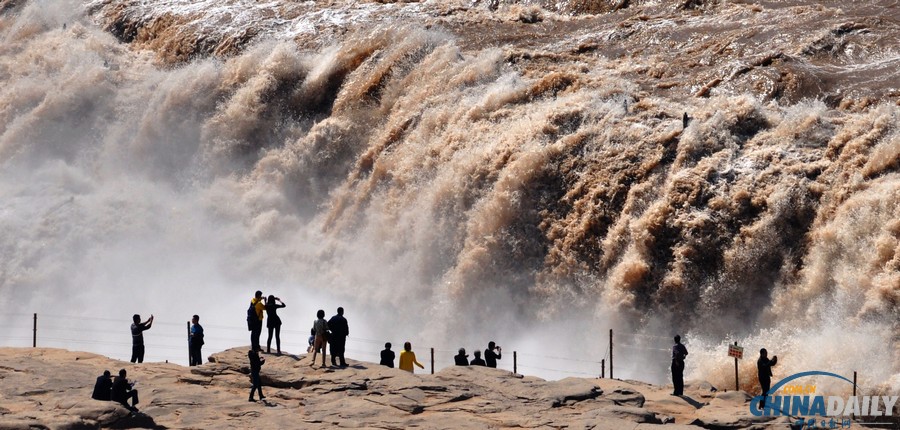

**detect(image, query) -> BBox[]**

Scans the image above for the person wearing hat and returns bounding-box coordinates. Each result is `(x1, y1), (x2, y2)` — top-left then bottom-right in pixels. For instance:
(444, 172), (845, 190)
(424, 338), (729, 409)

(454, 348), (469, 366)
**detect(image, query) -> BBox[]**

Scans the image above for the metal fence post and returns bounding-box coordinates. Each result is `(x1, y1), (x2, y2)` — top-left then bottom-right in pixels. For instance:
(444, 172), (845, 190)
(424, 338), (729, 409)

(609, 329), (614, 379)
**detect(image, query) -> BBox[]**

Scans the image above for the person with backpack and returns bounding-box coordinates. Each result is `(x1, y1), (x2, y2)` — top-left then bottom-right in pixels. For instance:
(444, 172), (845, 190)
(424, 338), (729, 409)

(189, 315), (204, 366)
(130, 314), (153, 363)
(265, 295), (286, 355)
(247, 291), (265, 352)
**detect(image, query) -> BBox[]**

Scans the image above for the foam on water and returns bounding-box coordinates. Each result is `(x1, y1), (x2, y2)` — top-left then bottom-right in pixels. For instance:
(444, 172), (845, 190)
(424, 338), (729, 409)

(0, 0), (897, 392)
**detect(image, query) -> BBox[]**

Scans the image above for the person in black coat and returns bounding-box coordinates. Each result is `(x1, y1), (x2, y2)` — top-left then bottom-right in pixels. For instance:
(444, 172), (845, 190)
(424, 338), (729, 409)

(327, 307), (349, 367)
(91, 370), (112, 401)
(111, 369), (139, 411)
(248, 349), (266, 402)
(757, 348), (778, 408)
(470, 350), (486, 366)
(671, 335), (688, 396)
(265, 296), (286, 354)
(380, 343), (395, 368)
(454, 348), (469, 366)
(484, 341), (502, 368)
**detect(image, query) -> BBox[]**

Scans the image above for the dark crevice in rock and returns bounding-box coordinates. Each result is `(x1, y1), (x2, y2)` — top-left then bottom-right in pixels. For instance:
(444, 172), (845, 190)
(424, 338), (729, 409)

(550, 387), (603, 407)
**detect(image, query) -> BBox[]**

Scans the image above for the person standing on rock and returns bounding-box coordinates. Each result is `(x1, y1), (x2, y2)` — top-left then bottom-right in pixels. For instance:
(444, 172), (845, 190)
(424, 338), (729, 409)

(248, 291), (265, 352)
(454, 348), (469, 366)
(757, 348), (778, 408)
(111, 369), (139, 412)
(484, 341), (502, 368)
(248, 348), (266, 402)
(671, 335), (688, 396)
(380, 342), (395, 368)
(398, 341), (424, 373)
(328, 307), (349, 367)
(265, 295), (286, 355)
(470, 350), (486, 366)
(311, 309), (329, 366)
(91, 370), (113, 401)
(189, 315), (204, 366)
(130, 314), (153, 363)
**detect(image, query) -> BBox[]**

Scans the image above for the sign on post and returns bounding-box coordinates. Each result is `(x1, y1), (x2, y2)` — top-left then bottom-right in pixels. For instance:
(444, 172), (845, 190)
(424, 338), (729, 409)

(728, 344), (744, 359)
(729, 342), (743, 391)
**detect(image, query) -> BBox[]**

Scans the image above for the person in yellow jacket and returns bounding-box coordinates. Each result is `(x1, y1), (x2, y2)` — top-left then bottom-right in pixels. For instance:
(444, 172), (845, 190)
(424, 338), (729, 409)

(398, 341), (425, 373)
(249, 291), (266, 352)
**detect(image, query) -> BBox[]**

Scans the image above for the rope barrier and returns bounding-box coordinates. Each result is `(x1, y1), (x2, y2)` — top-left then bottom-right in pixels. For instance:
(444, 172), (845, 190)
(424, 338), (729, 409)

(618, 331), (670, 340)
(516, 351), (602, 364)
(38, 337), (186, 352)
(2, 312), (675, 379)
(518, 364), (598, 377)
(618, 343), (669, 352)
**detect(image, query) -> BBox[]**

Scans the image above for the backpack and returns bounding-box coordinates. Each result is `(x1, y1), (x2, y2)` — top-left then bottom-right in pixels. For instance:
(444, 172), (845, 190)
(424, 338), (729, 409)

(246, 302), (256, 331)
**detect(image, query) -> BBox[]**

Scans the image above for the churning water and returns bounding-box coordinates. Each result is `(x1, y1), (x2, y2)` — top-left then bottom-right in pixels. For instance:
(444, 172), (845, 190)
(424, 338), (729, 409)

(0, 0), (897, 391)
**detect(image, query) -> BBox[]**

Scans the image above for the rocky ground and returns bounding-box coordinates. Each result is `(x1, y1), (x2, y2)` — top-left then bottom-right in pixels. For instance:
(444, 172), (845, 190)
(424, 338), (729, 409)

(0, 347), (875, 429)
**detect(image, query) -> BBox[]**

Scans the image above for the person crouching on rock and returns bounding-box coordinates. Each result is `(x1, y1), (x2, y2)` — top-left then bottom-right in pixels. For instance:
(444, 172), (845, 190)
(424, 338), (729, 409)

(91, 370), (112, 401)
(248, 348), (266, 402)
(380, 342), (395, 368)
(111, 369), (139, 412)
(399, 341), (425, 373)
